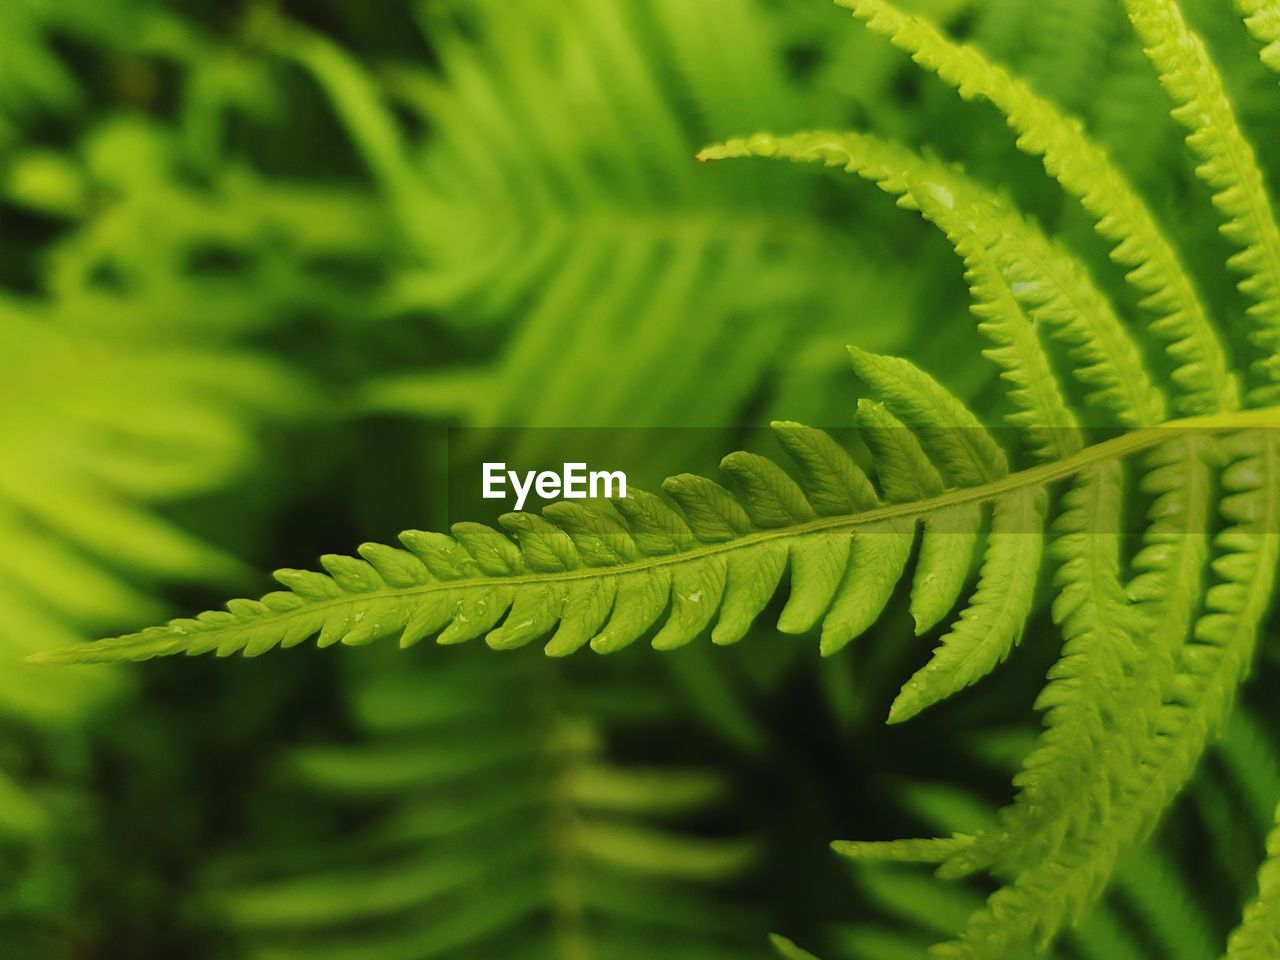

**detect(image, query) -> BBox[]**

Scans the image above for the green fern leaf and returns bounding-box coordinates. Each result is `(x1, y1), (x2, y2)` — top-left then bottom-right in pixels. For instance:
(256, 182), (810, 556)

(943, 462), (1139, 876)
(692, 3), (1280, 953)
(699, 130), (1165, 430)
(839, 0), (1241, 415)
(836, 713), (1269, 960)
(1124, 0), (1280, 398)
(934, 433), (1280, 958)
(38, 368), (1279, 676)
(20, 352), (1002, 667)
(949, 438), (1217, 881)
(1226, 801), (1280, 959)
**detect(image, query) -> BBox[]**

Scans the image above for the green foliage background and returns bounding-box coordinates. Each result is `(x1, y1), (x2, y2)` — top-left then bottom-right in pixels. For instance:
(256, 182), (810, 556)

(2, 0), (1278, 957)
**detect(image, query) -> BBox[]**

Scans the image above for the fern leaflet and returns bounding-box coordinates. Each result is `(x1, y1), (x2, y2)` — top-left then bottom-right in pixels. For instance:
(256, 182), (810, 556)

(1239, 0), (1280, 74)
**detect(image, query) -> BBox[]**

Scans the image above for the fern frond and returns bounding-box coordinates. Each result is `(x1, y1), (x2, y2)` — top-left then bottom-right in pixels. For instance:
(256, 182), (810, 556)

(930, 433), (1280, 958)
(30, 358), (1266, 675)
(700, 130), (1165, 430)
(38, 350), (1049, 669)
(0, 309), (304, 705)
(949, 437), (1216, 881)
(1239, 0), (1280, 74)
(839, 0), (1241, 415)
(1226, 801), (1280, 959)
(940, 467), (1133, 880)
(262, 0), (876, 462)
(702, 130), (1174, 743)
(693, 8), (1280, 950)
(1124, 0), (1280, 399)
(835, 719), (1268, 960)
(209, 647), (761, 958)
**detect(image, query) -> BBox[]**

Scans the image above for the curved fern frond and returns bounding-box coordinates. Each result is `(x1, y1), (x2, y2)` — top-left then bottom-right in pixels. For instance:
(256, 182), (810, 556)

(699, 130), (1166, 430)
(696, 132), (1227, 780)
(839, 0), (1240, 415)
(1239, 0), (1280, 74)
(1124, 0), (1280, 399)
(1227, 801), (1280, 959)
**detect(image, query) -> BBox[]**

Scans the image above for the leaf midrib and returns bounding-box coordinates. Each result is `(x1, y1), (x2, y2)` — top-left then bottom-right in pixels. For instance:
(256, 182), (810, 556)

(60, 406), (1280, 662)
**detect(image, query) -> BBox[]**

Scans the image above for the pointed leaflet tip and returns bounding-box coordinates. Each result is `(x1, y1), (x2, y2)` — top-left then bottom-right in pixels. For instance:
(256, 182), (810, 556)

(27, 631), (186, 665)
(847, 347), (890, 397)
(885, 697), (915, 725)
(847, 344), (874, 371)
(768, 933), (822, 960)
(25, 649), (67, 666)
(696, 143), (735, 163)
(696, 135), (781, 164)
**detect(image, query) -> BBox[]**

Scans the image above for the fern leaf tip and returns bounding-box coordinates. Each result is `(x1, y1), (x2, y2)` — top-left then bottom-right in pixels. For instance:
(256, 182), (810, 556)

(24, 649), (70, 666)
(846, 344), (871, 363)
(27, 632), (184, 665)
(697, 136), (779, 164)
(769, 932), (822, 960)
(885, 691), (923, 725)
